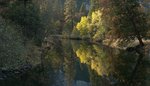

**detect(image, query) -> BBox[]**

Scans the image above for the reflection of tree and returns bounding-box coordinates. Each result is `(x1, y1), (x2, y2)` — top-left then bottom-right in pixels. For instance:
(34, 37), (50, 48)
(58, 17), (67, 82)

(21, 65), (54, 86)
(74, 42), (141, 85)
(62, 40), (76, 86)
(89, 67), (111, 86)
(41, 39), (77, 86)
(114, 52), (149, 86)
(2, 53), (56, 86)
(76, 43), (93, 64)
(75, 43), (112, 76)
(42, 38), (63, 85)
(43, 37), (63, 68)
(113, 51), (138, 85)
(132, 57), (150, 86)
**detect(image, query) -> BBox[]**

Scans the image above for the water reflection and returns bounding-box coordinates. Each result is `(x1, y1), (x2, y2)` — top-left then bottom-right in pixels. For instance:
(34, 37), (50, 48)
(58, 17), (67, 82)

(73, 42), (138, 86)
(0, 39), (150, 86)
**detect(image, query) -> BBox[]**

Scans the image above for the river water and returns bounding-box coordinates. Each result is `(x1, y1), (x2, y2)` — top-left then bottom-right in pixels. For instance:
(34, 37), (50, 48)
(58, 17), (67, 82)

(0, 39), (150, 86)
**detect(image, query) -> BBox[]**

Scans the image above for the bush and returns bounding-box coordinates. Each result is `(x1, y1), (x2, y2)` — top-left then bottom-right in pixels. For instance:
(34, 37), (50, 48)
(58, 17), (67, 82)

(0, 17), (26, 69)
(2, 1), (44, 45)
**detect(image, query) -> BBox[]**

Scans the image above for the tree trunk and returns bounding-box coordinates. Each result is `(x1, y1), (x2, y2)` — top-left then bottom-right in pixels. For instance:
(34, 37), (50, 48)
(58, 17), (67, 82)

(132, 21), (144, 46)
(125, 6), (145, 46)
(136, 34), (144, 46)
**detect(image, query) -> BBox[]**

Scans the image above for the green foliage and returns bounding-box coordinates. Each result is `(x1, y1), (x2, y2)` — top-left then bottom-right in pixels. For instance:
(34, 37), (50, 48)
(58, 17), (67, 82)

(64, 0), (76, 23)
(107, 0), (148, 42)
(63, 0), (76, 36)
(0, 17), (26, 69)
(88, 0), (100, 15)
(2, 1), (44, 44)
(147, 11), (150, 37)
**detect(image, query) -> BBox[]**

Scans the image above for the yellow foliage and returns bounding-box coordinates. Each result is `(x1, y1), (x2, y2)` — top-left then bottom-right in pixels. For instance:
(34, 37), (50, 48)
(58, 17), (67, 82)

(76, 16), (89, 31)
(76, 47), (92, 64)
(75, 10), (105, 39)
(91, 10), (102, 24)
(75, 44), (110, 76)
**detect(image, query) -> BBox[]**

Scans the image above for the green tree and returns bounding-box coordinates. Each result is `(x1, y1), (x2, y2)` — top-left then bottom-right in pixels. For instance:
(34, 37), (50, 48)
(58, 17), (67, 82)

(0, 17), (25, 69)
(35, 0), (65, 35)
(2, 0), (44, 44)
(109, 0), (148, 46)
(88, 0), (100, 15)
(63, 0), (76, 35)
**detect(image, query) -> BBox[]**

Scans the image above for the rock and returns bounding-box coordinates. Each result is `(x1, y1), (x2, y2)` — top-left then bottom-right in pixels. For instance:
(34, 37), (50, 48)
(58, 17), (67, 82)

(0, 64), (32, 80)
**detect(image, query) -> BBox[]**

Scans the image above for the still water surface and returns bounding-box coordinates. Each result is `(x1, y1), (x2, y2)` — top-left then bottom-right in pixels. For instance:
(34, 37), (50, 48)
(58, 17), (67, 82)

(0, 39), (150, 86)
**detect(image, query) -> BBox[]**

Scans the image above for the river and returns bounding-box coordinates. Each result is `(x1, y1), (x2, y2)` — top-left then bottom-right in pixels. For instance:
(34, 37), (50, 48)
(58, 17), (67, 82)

(0, 39), (150, 86)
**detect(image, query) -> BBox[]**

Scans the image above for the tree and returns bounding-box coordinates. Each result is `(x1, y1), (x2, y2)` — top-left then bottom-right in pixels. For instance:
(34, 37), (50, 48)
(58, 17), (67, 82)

(0, 17), (25, 69)
(63, 0), (76, 35)
(61, 40), (76, 86)
(2, 0), (44, 44)
(76, 10), (105, 41)
(76, 16), (89, 37)
(88, 0), (101, 15)
(109, 0), (148, 46)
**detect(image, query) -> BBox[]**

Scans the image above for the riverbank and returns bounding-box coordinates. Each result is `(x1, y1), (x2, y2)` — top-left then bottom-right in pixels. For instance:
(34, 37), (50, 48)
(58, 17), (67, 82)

(103, 39), (150, 49)
(49, 35), (150, 52)
(103, 39), (150, 55)
(59, 36), (150, 55)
